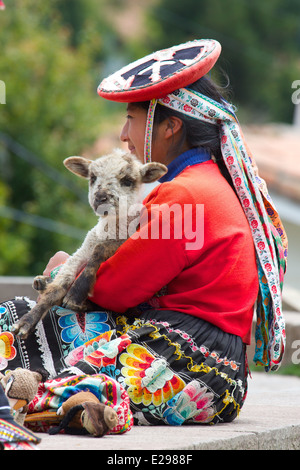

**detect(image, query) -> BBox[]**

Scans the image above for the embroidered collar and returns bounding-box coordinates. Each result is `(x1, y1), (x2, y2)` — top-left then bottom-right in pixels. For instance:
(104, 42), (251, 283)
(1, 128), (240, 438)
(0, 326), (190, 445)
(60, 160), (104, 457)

(159, 147), (211, 183)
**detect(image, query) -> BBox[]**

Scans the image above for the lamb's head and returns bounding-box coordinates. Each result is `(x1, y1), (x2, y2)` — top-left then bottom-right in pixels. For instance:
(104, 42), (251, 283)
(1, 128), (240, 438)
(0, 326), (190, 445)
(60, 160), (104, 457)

(64, 149), (167, 216)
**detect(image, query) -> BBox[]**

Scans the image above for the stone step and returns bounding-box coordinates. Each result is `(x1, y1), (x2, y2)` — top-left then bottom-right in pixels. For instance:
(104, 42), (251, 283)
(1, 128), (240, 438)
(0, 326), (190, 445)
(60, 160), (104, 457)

(35, 372), (300, 450)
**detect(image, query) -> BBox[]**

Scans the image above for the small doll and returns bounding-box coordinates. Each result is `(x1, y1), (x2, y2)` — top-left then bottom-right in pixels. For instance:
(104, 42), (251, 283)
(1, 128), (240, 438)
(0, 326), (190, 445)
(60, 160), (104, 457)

(0, 368), (47, 425)
(49, 390), (118, 437)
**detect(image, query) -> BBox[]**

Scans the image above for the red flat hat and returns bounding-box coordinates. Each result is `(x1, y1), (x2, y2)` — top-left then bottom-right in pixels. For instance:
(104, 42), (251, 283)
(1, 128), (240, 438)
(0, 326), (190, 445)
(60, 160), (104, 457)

(98, 39), (221, 103)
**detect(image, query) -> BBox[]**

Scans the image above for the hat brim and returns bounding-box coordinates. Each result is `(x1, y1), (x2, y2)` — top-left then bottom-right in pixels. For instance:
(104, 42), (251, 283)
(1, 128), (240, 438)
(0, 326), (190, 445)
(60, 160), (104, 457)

(98, 39), (221, 103)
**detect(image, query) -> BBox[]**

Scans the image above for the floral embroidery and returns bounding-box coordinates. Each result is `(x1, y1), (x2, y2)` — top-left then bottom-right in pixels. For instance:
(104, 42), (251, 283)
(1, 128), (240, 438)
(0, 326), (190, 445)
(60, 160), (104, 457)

(0, 306), (7, 316)
(141, 358), (173, 392)
(0, 299), (248, 426)
(0, 332), (17, 370)
(147, 319), (240, 371)
(55, 307), (110, 349)
(0, 305), (9, 333)
(65, 331), (117, 367)
(163, 380), (215, 425)
(64, 344), (84, 366)
(84, 332), (131, 370)
(119, 343), (185, 406)
(119, 318), (245, 399)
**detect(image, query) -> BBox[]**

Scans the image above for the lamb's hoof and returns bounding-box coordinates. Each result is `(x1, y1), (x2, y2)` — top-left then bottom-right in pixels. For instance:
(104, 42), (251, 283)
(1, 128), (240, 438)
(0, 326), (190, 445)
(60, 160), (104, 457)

(11, 320), (33, 340)
(33, 275), (51, 291)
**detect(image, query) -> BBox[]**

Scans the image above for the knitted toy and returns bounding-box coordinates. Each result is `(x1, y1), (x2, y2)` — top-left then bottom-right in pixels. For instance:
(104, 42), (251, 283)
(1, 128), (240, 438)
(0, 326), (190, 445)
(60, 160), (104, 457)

(0, 368), (47, 425)
(49, 391), (118, 437)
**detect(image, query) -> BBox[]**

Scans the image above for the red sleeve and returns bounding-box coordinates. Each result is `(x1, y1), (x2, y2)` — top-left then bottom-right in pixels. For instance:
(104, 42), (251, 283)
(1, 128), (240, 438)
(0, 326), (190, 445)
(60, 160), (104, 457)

(89, 185), (189, 312)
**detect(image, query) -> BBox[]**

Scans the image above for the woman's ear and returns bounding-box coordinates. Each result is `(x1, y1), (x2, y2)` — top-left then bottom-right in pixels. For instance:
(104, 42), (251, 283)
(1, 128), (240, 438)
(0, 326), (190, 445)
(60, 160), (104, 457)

(164, 116), (184, 139)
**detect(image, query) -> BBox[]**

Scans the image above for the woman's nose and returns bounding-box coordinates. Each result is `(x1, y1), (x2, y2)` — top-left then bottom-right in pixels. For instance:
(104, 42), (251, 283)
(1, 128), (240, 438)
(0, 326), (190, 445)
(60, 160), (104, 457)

(120, 121), (128, 142)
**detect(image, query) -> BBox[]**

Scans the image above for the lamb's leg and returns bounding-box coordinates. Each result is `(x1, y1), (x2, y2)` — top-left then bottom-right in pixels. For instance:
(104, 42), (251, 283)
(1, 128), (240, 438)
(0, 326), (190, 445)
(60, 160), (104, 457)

(33, 275), (52, 292)
(11, 280), (70, 339)
(63, 240), (122, 311)
(12, 243), (91, 338)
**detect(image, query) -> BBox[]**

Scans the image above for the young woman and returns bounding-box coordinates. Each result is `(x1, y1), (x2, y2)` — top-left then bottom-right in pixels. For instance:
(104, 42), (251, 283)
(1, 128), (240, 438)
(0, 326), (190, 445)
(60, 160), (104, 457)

(0, 40), (287, 427)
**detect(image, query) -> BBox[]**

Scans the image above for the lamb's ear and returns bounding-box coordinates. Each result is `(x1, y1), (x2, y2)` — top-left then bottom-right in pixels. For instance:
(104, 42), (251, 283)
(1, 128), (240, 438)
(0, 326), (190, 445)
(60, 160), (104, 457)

(140, 162), (168, 183)
(63, 156), (92, 179)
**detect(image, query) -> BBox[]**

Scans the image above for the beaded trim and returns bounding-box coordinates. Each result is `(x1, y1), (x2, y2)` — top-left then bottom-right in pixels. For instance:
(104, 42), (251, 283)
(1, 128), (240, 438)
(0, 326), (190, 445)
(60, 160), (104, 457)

(144, 98), (157, 163)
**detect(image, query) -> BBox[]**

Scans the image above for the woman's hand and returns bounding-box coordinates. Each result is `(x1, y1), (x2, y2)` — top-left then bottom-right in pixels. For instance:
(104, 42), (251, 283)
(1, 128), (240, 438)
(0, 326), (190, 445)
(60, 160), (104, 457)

(43, 251), (70, 276)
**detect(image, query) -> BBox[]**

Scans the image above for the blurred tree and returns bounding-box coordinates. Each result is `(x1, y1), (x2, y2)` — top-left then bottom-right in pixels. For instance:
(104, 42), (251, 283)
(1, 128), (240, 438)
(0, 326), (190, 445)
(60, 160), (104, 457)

(2, 0), (298, 276)
(145, 0), (300, 122)
(0, 0), (113, 275)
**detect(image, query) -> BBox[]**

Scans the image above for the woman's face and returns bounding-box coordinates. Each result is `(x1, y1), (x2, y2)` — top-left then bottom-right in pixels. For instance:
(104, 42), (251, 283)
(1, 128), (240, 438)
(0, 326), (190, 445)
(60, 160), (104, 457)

(120, 104), (147, 162)
(120, 102), (187, 165)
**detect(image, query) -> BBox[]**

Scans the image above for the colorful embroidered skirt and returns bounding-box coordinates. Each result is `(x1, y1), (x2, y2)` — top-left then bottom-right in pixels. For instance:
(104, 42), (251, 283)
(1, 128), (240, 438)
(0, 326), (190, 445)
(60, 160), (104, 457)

(0, 297), (248, 426)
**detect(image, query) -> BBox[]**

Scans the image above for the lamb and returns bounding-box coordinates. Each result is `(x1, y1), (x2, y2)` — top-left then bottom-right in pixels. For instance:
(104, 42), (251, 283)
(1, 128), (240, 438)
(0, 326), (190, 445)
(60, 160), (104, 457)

(12, 148), (167, 339)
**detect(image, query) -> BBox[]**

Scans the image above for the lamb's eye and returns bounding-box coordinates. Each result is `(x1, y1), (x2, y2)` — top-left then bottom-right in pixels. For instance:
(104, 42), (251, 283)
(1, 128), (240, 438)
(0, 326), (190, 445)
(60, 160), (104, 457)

(90, 173), (97, 185)
(120, 176), (134, 187)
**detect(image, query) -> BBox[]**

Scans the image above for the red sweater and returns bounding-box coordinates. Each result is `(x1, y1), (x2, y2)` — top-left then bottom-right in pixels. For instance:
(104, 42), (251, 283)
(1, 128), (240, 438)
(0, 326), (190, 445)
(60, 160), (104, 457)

(90, 160), (258, 343)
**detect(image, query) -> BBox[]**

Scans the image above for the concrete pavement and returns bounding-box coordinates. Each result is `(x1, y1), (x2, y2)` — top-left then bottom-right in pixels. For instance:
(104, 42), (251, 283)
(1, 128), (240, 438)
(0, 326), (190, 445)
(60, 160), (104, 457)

(35, 372), (300, 451)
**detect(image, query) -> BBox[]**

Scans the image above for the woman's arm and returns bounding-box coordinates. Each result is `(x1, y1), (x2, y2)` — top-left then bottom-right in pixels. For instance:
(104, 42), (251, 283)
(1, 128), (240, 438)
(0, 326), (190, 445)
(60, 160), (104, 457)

(89, 229), (187, 313)
(43, 251), (70, 276)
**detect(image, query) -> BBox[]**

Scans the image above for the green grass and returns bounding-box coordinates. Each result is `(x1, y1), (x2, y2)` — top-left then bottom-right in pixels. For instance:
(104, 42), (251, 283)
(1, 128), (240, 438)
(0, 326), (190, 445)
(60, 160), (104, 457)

(276, 364), (300, 377)
(250, 363), (300, 377)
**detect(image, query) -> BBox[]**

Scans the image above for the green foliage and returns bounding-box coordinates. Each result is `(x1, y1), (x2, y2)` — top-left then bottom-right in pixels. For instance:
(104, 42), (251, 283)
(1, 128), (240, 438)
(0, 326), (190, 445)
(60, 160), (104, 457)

(145, 0), (300, 122)
(0, 0), (110, 275)
(0, 0), (299, 277)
